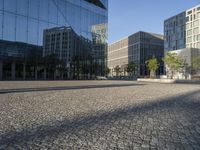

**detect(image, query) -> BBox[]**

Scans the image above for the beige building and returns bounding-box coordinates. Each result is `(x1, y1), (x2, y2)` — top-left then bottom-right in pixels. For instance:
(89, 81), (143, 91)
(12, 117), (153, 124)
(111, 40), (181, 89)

(186, 4), (200, 49)
(108, 37), (129, 76)
(108, 31), (164, 77)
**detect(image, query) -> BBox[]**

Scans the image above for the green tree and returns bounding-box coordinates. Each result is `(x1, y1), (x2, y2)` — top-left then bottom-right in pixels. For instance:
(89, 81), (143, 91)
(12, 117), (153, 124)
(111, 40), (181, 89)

(163, 52), (184, 79)
(114, 65), (121, 77)
(104, 67), (111, 77)
(126, 62), (137, 76)
(192, 56), (200, 75)
(146, 56), (159, 78)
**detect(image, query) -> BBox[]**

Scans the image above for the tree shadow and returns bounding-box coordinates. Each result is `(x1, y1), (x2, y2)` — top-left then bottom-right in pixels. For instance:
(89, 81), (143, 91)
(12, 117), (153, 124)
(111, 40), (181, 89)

(0, 90), (200, 149)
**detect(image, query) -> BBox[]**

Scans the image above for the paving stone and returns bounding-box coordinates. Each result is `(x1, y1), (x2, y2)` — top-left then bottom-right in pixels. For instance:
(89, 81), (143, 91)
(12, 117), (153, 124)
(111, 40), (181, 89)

(0, 81), (199, 149)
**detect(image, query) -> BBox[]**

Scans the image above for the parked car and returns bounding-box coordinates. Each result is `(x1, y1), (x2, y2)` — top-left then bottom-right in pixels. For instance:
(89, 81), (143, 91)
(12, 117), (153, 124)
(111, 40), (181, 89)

(95, 76), (107, 80)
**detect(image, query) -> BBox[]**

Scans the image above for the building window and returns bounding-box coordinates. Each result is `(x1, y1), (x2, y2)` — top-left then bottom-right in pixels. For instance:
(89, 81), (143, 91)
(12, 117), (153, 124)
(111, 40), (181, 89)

(197, 12), (200, 18)
(186, 23), (189, 30)
(187, 29), (192, 36)
(193, 27), (199, 34)
(193, 20), (199, 27)
(187, 10), (192, 15)
(197, 34), (200, 41)
(187, 36), (192, 43)
(197, 42), (200, 48)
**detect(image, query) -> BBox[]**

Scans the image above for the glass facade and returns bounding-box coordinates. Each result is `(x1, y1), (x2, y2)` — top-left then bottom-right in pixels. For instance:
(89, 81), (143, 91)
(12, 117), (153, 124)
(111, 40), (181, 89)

(0, 0), (108, 80)
(164, 12), (186, 51)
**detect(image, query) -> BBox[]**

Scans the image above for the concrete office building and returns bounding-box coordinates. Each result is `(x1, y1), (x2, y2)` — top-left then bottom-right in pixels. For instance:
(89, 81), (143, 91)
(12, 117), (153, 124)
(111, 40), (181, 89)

(108, 31), (164, 77)
(0, 0), (108, 80)
(164, 4), (200, 79)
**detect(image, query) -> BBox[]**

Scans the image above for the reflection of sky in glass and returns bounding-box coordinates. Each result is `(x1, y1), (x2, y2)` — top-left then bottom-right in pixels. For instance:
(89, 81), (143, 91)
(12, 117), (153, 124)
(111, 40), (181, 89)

(0, 0), (108, 46)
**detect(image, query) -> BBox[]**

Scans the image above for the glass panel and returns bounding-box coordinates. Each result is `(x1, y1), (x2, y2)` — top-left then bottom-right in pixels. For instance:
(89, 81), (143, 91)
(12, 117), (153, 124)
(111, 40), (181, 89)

(0, 12), (2, 39)
(17, 0), (28, 16)
(29, 0), (39, 19)
(58, 0), (67, 26)
(39, 0), (49, 21)
(49, 0), (58, 24)
(38, 21), (48, 46)
(28, 19), (38, 45)
(4, 0), (17, 13)
(48, 23), (57, 29)
(0, 0), (3, 11)
(16, 16), (27, 43)
(3, 12), (16, 41)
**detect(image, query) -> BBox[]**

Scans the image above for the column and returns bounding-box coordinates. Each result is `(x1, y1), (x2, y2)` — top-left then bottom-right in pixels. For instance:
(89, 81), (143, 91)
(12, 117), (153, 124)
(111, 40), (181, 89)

(0, 61), (3, 80)
(11, 62), (16, 80)
(44, 69), (46, 80)
(23, 63), (26, 80)
(35, 67), (38, 80)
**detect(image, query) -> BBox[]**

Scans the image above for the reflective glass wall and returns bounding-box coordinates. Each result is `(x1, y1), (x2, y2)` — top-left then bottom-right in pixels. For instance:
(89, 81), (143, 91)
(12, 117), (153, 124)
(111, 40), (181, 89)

(0, 0), (108, 80)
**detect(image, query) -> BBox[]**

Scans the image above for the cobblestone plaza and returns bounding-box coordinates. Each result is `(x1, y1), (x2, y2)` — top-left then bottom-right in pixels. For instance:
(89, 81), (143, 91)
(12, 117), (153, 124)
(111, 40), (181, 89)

(0, 81), (199, 149)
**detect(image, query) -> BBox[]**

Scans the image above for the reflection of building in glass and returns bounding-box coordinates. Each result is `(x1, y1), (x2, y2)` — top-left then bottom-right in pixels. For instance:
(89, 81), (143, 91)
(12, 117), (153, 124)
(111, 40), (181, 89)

(91, 23), (108, 76)
(43, 27), (79, 78)
(108, 31), (164, 77)
(0, 0), (108, 80)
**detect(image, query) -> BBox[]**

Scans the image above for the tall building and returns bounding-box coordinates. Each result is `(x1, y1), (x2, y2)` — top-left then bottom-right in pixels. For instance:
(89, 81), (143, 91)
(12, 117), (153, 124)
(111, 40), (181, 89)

(164, 4), (200, 51)
(186, 5), (200, 48)
(164, 4), (200, 79)
(164, 12), (186, 51)
(108, 31), (164, 77)
(0, 0), (108, 80)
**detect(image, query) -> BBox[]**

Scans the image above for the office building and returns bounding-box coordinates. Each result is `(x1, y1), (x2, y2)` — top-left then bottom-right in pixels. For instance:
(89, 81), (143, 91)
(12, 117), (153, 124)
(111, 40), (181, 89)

(0, 0), (108, 80)
(164, 4), (200, 51)
(164, 4), (200, 79)
(108, 31), (164, 77)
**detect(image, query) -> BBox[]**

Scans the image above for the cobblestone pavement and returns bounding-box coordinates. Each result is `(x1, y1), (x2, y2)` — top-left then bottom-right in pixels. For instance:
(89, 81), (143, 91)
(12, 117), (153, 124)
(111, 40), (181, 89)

(0, 81), (200, 150)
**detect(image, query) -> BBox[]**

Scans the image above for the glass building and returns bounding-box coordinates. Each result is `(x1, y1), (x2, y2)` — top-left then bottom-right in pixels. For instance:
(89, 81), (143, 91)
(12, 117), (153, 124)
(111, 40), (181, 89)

(164, 4), (200, 51)
(0, 0), (108, 80)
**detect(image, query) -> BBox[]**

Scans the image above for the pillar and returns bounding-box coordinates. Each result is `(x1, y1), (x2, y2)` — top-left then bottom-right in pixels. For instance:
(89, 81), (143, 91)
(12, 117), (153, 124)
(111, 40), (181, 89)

(23, 63), (26, 80)
(44, 69), (46, 80)
(35, 67), (38, 80)
(0, 61), (3, 80)
(11, 61), (15, 80)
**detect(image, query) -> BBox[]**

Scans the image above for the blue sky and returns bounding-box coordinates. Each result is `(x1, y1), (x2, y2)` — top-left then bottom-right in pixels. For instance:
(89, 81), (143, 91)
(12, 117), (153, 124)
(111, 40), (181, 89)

(108, 0), (200, 44)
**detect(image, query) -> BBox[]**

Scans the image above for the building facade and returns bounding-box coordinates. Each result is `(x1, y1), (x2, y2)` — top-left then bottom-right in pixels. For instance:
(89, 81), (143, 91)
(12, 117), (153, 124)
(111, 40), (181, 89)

(108, 31), (164, 77)
(0, 0), (108, 80)
(186, 5), (200, 49)
(164, 12), (186, 51)
(164, 4), (200, 79)
(164, 4), (200, 51)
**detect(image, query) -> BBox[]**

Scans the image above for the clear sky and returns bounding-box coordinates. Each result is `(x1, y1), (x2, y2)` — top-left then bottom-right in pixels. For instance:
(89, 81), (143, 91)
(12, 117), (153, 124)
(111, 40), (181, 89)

(108, 0), (200, 44)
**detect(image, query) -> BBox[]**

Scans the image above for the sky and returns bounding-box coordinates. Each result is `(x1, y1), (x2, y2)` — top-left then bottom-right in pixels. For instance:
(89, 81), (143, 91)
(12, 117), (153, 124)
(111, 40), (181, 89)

(108, 0), (200, 44)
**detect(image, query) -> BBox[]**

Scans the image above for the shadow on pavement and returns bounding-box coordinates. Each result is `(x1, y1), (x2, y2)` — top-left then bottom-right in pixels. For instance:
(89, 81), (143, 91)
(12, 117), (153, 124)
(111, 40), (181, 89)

(0, 90), (200, 148)
(0, 83), (144, 94)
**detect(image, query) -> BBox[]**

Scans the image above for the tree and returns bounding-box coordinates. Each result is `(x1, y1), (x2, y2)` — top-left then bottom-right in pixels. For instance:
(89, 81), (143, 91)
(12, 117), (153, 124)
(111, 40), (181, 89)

(126, 62), (137, 77)
(192, 56), (200, 75)
(114, 65), (121, 77)
(42, 54), (60, 80)
(163, 52), (184, 79)
(104, 67), (111, 77)
(146, 56), (159, 78)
